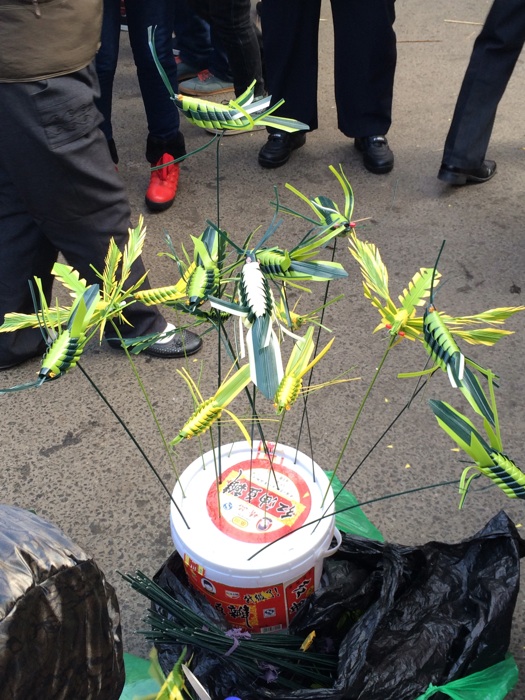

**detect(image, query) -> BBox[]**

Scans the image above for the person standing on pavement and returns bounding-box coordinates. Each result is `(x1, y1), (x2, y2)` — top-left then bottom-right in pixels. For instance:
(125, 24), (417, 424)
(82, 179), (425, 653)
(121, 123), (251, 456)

(0, 0), (202, 371)
(173, 0), (236, 96)
(257, 0), (397, 173)
(95, 0), (186, 212)
(437, 0), (525, 186)
(186, 0), (265, 98)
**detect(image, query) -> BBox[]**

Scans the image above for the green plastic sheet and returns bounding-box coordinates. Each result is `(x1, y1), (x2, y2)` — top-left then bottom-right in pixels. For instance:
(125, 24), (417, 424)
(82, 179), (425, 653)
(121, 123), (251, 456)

(328, 471), (384, 541)
(415, 652), (518, 699)
(119, 653), (160, 700)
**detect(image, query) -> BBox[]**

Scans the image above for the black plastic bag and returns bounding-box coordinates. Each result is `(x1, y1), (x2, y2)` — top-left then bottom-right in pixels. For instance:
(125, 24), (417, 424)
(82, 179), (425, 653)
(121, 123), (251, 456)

(0, 505), (125, 700)
(155, 510), (523, 700)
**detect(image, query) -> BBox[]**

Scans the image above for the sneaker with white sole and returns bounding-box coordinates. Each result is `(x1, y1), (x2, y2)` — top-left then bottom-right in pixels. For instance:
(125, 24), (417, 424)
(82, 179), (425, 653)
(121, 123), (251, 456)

(179, 69), (234, 96)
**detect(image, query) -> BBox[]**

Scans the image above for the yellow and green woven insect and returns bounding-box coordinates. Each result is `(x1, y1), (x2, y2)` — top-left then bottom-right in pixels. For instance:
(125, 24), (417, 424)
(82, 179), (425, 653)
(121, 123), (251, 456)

(423, 300), (466, 388)
(133, 267), (194, 308)
(255, 244), (348, 282)
(185, 225), (224, 311)
(273, 327), (335, 414)
(429, 399), (525, 505)
(147, 34), (309, 135)
(0, 284), (100, 393)
(174, 82), (308, 134)
(209, 245), (291, 400)
(278, 165), (356, 238)
(349, 233), (438, 341)
(171, 364), (252, 445)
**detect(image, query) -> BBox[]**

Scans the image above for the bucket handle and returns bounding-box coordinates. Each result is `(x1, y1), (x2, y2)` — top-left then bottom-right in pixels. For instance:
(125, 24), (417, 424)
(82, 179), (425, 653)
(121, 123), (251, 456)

(322, 527), (342, 559)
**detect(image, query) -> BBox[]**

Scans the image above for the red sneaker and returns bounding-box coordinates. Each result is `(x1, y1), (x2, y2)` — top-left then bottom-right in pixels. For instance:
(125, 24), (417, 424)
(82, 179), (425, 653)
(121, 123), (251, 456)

(145, 153), (180, 212)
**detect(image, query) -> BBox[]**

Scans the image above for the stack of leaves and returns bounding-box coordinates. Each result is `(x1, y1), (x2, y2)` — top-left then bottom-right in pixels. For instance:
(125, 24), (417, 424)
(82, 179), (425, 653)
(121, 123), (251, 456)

(120, 570), (337, 692)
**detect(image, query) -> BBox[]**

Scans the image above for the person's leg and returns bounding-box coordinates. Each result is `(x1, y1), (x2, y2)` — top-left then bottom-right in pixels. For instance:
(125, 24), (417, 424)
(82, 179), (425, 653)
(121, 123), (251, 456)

(332, 0), (396, 174)
(173, 0), (213, 71)
(207, 29), (234, 83)
(332, 0), (396, 138)
(441, 0), (525, 174)
(126, 0), (186, 210)
(125, 0), (183, 148)
(260, 0), (319, 125)
(0, 164), (56, 368)
(0, 68), (165, 342)
(257, 0), (318, 168)
(94, 0), (122, 162)
(191, 0), (263, 96)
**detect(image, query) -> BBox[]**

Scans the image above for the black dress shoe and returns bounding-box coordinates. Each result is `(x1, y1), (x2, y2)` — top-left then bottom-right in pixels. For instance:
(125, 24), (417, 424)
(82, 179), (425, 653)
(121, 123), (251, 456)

(258, 131), (307, 169)
(437, 160), (497, 185)
(354, 136), (394, 174)
(142, 328), (202, 358)
(0, 350), (44, 371)
(109, 328), (203, 358)
(0, 339), (47, 371)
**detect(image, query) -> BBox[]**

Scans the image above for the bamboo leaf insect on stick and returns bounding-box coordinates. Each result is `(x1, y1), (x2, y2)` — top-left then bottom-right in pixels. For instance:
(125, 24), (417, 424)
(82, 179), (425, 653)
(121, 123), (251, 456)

(37, 284), (101, 382)
(0, 284), (100, 394)
(422, 248), (466, 389)
(170, 364), (252, 445)
(134, 225), (226, 318)
(148, 26), (309, 135)
(429, 399), (525, 506)
(208, 223), (295, 401)
(349, 233), (439, 341)
(277, 164), (356, 239)
(274, 326), (338, 414)
(174, 83), (309, 134)
(185, 225), (225, 311)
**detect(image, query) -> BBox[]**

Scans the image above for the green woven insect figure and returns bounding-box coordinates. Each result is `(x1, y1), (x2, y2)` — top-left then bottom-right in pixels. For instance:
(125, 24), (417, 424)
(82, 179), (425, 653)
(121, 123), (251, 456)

(210, 250), (287, 401)
(0, 283), (100, 394)
(135, 225), (226, 314)
(349, 233), (438, 341)
(352, 234), (524, 362)
(254, 207), (350, 282)
(171, 364), (252, 446)
(277, 165), (356, 239)
(273, 326), (335, 414)
(222, 192), (349, 285)
(175, 82), (309, 134)
(148, 28), (308, 135)
(400, 244), (501, 426)
(274, 294), (343, 332)
(429, 398), (525, 506)
(254, 167), (354, 284)
(184, 225), (224, 311)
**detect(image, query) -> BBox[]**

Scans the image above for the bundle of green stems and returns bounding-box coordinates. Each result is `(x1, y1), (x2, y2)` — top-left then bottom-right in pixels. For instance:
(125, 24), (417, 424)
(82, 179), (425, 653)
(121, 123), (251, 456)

(121, 570), (337, 691)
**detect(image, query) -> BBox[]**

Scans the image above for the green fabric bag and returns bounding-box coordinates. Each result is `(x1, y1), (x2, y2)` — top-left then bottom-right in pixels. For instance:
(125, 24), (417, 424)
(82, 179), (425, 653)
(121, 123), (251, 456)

(415, 655), (518, 700)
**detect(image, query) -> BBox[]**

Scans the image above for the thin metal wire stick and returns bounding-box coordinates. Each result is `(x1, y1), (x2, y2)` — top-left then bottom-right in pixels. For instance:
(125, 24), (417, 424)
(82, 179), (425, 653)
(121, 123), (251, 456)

(76, 362), (190, 529)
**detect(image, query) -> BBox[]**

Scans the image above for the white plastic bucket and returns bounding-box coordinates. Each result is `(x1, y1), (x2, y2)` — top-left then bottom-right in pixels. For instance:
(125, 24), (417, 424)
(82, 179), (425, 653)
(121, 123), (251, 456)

(170, 440), (341, 633)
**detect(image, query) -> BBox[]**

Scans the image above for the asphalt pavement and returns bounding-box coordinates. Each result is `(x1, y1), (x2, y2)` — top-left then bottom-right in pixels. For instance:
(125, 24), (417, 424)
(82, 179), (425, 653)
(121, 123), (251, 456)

(2, 0), (525, 696)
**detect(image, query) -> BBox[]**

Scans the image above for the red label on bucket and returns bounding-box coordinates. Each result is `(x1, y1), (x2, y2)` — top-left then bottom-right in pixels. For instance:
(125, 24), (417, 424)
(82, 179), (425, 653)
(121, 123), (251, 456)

(206, 458), (312, 544)
(184, 553), (315, 632)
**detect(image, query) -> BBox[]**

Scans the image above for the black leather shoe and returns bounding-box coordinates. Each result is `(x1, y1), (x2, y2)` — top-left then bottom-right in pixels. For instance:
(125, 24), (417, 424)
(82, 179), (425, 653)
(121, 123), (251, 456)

(0, 339), (47, 371)
(437, 160), (497, 185)
(258, 131), (307, 169)
(0, 350), (44, 371)
(354, 136), (394, 174)
(142, 328), (202, 358)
